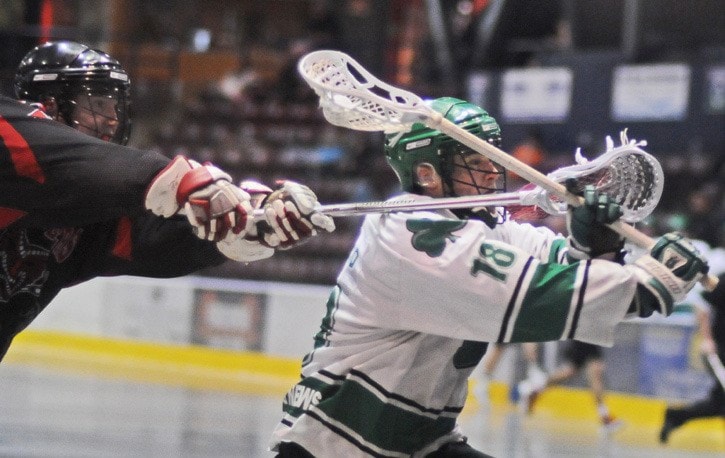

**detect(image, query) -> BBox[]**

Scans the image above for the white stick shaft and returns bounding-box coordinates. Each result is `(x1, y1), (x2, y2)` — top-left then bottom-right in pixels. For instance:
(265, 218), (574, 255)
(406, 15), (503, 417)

(252, 192), (527, 219)
(706, 353), (725, 390)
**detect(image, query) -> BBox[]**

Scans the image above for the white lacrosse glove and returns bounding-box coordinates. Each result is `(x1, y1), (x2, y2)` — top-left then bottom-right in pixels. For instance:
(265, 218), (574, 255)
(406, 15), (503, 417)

(216, 237), (274, 262)
(625, 232), (709, 318)
(213, 180), (277, 262)
(145, 155), (253, 242)
(258, 180), (335, 249)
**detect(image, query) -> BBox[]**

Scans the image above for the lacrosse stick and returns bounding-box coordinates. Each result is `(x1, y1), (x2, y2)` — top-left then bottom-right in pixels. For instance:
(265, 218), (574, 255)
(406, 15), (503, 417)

(706, 353), (725, 391)
(294, 49), (717, 291)
(253, 137), (663, 221)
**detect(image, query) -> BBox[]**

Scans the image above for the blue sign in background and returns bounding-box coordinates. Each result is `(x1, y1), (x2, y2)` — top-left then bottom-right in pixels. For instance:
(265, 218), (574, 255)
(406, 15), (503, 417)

(638, 322), (710, 400)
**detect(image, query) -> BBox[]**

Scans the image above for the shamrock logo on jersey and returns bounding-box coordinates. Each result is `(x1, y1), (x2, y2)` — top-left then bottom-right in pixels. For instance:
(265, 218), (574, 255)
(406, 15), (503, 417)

(406, 219), (467, 257)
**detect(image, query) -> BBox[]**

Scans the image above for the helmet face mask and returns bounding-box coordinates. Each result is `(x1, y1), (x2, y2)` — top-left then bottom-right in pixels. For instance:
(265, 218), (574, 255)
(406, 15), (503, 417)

(384, 97), (504, 198)
(14, 41), (132, 145)
(67, 86), (129, 144)
(447, 147), (506, 197)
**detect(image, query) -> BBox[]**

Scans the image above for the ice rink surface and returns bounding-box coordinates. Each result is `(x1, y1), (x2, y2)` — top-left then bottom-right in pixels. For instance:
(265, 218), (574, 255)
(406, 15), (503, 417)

(1, 363), (722, 458)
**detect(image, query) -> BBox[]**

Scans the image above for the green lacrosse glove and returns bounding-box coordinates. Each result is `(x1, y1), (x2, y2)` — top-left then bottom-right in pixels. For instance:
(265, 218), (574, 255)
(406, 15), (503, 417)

(566, 183), (624, 261)
(626, 232), (709, 318)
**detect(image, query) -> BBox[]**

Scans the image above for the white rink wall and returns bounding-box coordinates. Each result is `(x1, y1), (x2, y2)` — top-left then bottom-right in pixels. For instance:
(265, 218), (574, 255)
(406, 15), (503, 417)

(29, 276), (331, 359)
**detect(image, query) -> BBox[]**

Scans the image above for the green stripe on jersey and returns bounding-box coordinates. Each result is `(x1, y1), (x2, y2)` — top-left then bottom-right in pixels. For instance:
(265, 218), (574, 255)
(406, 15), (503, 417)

(548, 238), (567, 263)
(287, 376), (456, 455)
(318, 379), (457, 454)
(510, 262), (579, 341)
(313, 286), (340, 350)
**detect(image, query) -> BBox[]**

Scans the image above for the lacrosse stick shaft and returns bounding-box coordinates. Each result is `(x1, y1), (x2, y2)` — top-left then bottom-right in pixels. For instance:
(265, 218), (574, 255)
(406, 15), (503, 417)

(252, 192), (527, 220)
(249, 199), (717, 291)
(706, 353), (725, 391)
(313, 194), (524, 216)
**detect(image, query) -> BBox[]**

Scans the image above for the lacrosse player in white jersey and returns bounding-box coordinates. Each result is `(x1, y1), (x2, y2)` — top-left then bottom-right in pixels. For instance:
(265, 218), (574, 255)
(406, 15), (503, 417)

(269, 97), (709, 457)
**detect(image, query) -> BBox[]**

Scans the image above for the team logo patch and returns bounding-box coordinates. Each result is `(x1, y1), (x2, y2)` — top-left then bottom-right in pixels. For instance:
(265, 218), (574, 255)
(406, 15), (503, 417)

(0, 229), (51, 302)
(44, 227), (83, 262)
(406, 219), (466, 257)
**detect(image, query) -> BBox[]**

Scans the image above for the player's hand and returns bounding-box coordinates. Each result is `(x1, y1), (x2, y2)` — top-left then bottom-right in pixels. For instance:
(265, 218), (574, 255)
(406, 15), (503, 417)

(239, 180), (274, 211)
(145, 156), (253, 242)
(211, 181), (277, 262)
(258, 180), (335, 249)
(565, 182), (624, 261)
(626, 233), (709, 317)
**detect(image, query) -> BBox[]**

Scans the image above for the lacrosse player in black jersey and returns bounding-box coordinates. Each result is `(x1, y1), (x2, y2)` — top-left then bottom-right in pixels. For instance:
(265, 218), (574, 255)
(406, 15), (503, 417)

(0, 40), (334, 361)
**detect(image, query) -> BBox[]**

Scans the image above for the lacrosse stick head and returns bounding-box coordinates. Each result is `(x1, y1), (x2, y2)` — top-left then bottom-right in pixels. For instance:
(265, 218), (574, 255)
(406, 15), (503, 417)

(298, 50), (432, 132)
(542, 137), (664, 222)
(383, 97), (504, 195)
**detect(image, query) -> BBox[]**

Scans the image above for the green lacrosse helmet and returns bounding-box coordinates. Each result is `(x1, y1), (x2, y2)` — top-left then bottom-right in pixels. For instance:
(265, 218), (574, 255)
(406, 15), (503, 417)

(384, 97), (502, 193)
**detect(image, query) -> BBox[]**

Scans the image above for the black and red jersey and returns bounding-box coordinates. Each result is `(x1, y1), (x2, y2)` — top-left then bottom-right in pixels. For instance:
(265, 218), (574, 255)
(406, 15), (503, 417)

(0, 95), (225, 360)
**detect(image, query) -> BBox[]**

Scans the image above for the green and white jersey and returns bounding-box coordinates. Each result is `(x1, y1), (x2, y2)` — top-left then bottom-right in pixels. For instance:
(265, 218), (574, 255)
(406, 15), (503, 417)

(270, 193), (638, 457)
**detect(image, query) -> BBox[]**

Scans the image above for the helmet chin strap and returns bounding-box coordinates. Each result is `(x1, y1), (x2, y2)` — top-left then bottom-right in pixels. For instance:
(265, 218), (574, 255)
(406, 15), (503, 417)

(443, 176), (501, 228)
(450, 206), (500, 228)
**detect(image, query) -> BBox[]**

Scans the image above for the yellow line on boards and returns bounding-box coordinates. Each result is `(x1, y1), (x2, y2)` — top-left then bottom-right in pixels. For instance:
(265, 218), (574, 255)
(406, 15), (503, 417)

(6, 330), (301, 396)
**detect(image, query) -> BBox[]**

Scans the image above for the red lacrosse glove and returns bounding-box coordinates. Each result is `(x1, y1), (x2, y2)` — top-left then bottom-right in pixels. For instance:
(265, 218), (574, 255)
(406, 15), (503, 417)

(258, 180), (335, 249)
(145, 156), (253, 242)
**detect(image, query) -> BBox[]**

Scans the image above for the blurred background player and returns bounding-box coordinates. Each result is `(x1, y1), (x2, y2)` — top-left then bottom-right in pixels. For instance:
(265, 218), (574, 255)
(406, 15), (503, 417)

(0, 40), (334, 361)
(515, 340), (624, 431)
(474, 342), (545, 407)
(268, 97), (708, 457)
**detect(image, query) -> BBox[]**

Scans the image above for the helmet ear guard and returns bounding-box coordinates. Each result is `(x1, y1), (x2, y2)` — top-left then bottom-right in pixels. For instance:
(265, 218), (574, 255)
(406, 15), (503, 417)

(412, 162), (440, 190)
(409, 159), (444, 194)
(14, 40), (132, 145)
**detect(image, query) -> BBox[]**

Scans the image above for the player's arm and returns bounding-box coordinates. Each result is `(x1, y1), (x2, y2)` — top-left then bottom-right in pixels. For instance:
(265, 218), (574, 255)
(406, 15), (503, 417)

(382, 193), (705, 345)
(0, 110), (170, 227)
(1, 107), (333, 260)
(145, 158), (335, 261)
(98, 214), (228, 278)
(564, 185), (709, 319)
(375, 212), (634, 346)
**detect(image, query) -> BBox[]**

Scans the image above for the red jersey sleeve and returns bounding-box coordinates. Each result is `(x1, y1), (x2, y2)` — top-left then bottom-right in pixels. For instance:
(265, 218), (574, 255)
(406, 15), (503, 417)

(0, 95), (170, 228)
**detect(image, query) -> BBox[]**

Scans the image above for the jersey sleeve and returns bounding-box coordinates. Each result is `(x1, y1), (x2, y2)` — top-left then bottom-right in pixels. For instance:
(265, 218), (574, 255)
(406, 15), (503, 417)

(0, 96), (170, 228)
(337, 208), (637, 347)
(113, 214), (227, 277)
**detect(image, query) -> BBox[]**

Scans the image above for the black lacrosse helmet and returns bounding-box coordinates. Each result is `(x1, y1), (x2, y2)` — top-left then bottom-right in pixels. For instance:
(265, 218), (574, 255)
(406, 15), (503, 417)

(14, 40), (132, 145)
